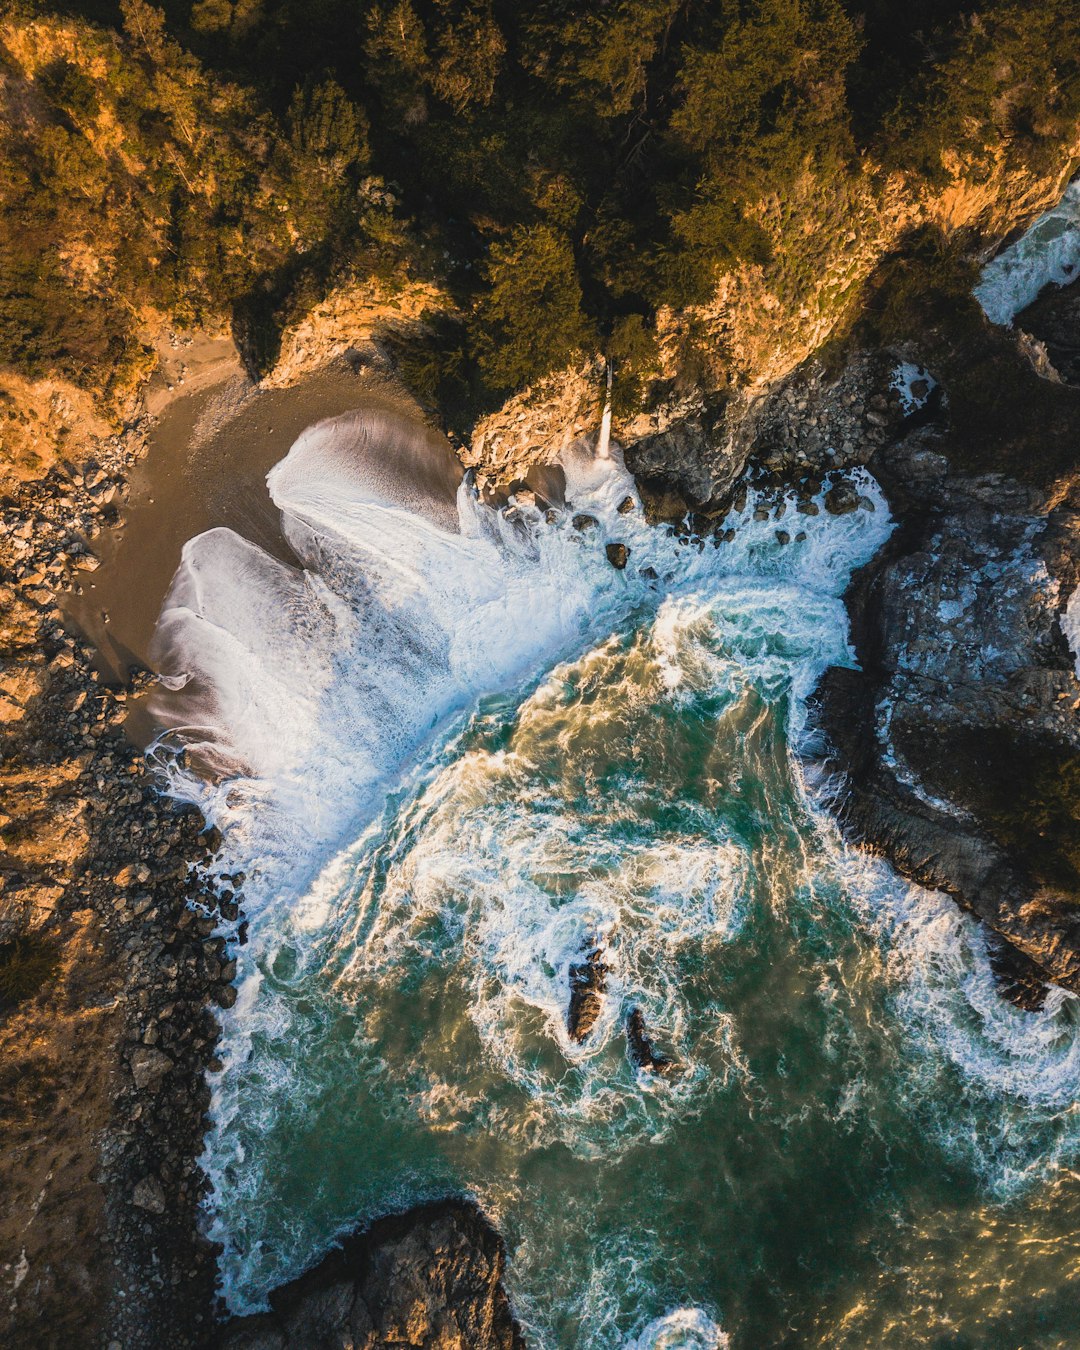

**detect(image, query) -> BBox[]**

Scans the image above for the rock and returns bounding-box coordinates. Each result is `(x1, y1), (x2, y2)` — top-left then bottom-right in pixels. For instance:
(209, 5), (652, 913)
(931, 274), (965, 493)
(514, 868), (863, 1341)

(216, 1200), (523, 1350)
(775, 530), (790, 545)
(128, 1045), (174, 1091)
(215, 983), (238, 1010)
(634, 477), (688, 526)
(823, 481), (860, 515)
(567, 947), (609, 1042)
(605, 542), (630, 570)
(132, 1176), (166, 1215)
(625, 1008), (675, 1075)
(1016, 274), (1080, 386)
(622, 398), (733, 506)
(986, 931), (1048, 1011)
(811, 428), (1080, 997)
(572, 513), (599, 533)
(616, 496), (635, 514)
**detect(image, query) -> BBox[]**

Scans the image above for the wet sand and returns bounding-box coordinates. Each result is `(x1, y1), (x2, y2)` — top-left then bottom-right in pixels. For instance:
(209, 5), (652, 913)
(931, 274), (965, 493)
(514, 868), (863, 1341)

(66, 358), (452, 748)
(68, 361), (398, 682)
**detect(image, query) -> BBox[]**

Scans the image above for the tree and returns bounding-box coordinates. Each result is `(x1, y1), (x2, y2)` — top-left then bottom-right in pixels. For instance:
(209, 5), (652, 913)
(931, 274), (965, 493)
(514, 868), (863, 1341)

(472, 223), (597, 390)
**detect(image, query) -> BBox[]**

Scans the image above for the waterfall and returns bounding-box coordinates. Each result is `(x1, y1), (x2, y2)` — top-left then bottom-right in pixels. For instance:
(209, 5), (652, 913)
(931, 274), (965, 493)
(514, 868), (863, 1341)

(597, 360), (613, 461)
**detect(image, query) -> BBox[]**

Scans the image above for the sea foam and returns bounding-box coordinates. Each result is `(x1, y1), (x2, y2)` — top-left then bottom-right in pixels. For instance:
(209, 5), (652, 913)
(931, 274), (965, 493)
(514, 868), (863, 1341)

(147, 402), (1080, 1344)
(974, 176), (1080, 325)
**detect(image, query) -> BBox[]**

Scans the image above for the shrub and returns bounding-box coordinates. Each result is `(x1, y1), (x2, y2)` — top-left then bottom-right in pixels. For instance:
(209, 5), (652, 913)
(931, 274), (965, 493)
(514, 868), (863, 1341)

(0, 937), (60, 1011)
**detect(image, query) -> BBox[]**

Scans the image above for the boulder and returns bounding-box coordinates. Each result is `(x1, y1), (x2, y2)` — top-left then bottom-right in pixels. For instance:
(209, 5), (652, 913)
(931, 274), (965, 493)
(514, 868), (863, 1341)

(605, 542), (630, 570)
(132, 1176), (166, 1215)
(216, 1200), (523, 1350)
(567, 948), (609, 1042)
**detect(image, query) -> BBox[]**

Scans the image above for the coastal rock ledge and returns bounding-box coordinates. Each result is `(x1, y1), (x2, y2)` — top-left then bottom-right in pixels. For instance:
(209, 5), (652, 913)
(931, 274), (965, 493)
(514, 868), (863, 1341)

(217, 1200), (525, 1350)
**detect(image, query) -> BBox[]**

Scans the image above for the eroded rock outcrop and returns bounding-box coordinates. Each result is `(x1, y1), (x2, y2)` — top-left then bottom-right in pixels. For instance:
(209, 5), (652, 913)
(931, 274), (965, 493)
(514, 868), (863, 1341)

(217, 1201), (524, 1350)
(1017, 276), (1080, 385)
(812, 430), (1080, 996)
(567, 947), (610, 1043)
(625, 1007), (675, 1076)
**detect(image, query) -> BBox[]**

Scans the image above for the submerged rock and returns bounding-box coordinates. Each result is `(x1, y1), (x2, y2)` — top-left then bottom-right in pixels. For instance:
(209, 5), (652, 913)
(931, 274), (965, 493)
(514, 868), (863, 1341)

(567, 947), (609, 1042)
(216, 1199), (524, 1350)
(605, 542), (630, 570)
(625, 1007), (675, 1075)
(823, 481), (860, 515)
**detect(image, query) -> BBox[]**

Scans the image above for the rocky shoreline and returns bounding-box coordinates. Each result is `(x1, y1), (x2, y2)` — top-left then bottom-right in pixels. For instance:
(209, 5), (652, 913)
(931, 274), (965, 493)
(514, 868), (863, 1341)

(0, 430), (227, 1346)
(217, 1200), (524, 1350)
(811, 427), (1080, 1005)
(3, 222), (1080, 1349)
(0, 359), (526, 1350)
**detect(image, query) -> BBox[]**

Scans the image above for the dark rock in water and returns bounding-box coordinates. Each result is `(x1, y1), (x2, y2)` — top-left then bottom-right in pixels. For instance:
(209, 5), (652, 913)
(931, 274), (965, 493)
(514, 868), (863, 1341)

(605, 542), (630, 570)
(986, 931), (1049, 1012)
(626, 1007), (675, 1075)
(216, 1199), (524, 1350)
(567, 948), (609, 1042)
(572, 513), (600, 533)
(634, 477), (689, 526)
(639, 565), (660, 582)
(810, 429), (1080, 998)
(775, 529), (790, 545)
(1016, 275), (1080, 386)
(617, 495), (636, 514)
(823, 481), (860, 515)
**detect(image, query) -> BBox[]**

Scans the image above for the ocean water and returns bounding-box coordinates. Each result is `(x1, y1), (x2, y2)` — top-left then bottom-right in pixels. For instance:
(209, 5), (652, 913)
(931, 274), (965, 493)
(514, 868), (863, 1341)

(974, 175), (1080, 325)
(150, 410), (1080, 1348)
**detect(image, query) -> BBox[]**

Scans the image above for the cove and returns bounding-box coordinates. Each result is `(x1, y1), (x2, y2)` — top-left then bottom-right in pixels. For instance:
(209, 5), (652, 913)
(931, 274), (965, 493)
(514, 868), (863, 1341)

(150, 405), (1080, 1349)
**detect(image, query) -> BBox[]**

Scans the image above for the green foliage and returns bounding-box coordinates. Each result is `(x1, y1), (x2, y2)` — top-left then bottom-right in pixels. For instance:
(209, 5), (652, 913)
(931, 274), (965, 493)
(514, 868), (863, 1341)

(880, 4), (1080, 184)
(521, 0), (680, 117)
(472, 223), (597, 391)
(8, 0), (1080, 422)
(0, 937), (60, 1011)
(607, 314), (660, 415)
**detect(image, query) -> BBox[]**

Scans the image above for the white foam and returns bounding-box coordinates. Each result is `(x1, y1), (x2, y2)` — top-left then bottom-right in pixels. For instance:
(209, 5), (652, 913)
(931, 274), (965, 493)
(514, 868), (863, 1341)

(624, 1309), (728, 1350)
(974, 177), (1080, 325)
(1063, 585), (1080, 679)
(148, 408), (904, 1317)
(890, 361), (937, 414)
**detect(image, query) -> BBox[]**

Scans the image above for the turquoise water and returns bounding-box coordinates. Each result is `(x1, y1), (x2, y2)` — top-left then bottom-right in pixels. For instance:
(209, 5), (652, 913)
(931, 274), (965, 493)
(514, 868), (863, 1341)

(153, 417), (1080, 1348)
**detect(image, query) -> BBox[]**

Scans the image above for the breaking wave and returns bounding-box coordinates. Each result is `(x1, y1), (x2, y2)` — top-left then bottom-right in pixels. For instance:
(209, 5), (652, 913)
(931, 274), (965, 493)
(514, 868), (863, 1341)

(149, 402), (1080, 1347)
(974, 175), (1080, 325)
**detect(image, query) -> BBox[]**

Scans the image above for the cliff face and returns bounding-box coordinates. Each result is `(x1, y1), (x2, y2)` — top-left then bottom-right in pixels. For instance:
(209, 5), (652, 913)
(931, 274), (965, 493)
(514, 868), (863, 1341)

(813, 433), (1080, 1001)
(466, 150), (1080, 500)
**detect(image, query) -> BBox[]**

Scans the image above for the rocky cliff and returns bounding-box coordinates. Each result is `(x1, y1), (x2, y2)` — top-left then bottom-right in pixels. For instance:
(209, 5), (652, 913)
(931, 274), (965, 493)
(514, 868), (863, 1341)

(217, 1201), (523, 1350)
(813, 430), (1080, 1004)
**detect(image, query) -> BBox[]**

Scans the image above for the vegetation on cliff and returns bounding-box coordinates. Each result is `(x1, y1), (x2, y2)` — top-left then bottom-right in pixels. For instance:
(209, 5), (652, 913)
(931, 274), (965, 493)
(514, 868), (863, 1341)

(1, 0), (1079, 434)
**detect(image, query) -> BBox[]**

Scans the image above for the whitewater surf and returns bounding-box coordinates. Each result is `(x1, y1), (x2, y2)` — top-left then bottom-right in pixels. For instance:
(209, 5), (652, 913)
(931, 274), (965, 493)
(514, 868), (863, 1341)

(148, 404), (1080, 1348)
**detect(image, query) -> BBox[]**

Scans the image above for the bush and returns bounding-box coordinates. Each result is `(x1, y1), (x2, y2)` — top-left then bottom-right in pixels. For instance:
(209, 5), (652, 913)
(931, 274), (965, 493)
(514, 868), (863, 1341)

(0, 937), (60, 1011)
